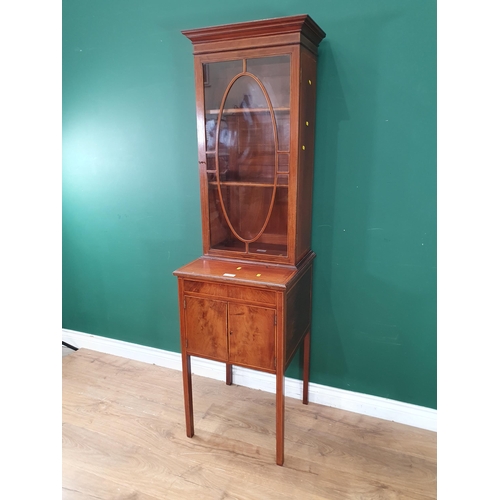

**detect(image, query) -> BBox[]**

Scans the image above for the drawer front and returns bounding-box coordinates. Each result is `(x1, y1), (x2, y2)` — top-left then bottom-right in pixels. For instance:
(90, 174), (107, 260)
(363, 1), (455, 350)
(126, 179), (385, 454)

(184, 279), (275, 306)
(184, 280), (227, 298)
(226, 285), (276, 306)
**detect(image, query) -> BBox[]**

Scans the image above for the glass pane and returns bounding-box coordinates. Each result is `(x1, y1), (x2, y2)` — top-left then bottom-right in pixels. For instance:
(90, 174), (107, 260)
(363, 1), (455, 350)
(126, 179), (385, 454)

(218, 75), (276, 184)
(246, 56), (290, 151)
(220, 186), (275, 241)
(249, 187), (288, 256)
(277, 174), (288, 185)
(206, 154), (216, 171)
(204, 57), (289, 257)
(208, 184), (244, 253)
(278, 153), (289, 172)
(204, 60), (242, 151)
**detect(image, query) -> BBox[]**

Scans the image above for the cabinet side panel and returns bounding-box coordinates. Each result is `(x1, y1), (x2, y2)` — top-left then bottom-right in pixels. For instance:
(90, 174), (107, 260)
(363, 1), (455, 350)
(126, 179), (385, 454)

(287, 46), (301, 265)
(285, 265), (313, 366)
(296, 48), (318, 261)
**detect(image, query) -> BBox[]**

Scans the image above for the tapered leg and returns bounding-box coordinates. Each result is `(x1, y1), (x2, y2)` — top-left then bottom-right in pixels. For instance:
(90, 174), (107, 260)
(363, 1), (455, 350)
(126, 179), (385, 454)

(226, 363), (233, 385)
(181, 351), (194, 437)
(276, 368), (285, 466)
(303, 330), (311, 405)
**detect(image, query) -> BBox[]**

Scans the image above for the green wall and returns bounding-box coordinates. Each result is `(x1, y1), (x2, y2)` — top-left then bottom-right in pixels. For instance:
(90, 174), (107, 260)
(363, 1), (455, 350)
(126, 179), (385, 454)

(63, 0), (436, 409)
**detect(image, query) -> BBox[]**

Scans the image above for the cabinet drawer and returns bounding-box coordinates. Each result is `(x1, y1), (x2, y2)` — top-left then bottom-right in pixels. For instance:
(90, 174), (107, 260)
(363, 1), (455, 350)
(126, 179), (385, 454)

(184, 279), (275, 306)
(184, 280), (226, 298)
(226, 286), (276, 306)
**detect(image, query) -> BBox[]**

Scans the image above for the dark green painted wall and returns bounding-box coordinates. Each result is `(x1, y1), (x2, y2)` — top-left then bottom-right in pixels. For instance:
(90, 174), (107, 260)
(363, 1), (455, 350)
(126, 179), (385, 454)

(62, 0), (436, 409)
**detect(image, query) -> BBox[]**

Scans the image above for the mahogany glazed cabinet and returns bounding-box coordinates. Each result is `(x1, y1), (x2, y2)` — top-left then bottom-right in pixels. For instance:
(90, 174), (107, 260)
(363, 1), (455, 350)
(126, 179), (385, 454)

(173, 15), (325, 466)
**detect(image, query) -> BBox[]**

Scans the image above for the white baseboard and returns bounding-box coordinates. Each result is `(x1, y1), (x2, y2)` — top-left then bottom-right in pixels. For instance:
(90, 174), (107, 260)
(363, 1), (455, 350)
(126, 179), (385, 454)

(62, 329), (437, 432)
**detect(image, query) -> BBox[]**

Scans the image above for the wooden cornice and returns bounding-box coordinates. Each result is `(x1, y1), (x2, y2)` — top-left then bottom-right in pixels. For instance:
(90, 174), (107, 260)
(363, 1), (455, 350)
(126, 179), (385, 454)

(182, 14), (326, 49)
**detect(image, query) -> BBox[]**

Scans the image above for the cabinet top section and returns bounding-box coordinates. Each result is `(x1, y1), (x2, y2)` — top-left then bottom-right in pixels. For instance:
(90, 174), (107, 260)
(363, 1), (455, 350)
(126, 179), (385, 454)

(182, 14), (326, 55)
(174, 252), (315, 290)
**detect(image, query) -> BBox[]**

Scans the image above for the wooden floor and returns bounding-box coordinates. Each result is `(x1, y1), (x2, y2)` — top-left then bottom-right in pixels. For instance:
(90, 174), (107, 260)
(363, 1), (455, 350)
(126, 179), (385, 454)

(62, 349), (436, 499)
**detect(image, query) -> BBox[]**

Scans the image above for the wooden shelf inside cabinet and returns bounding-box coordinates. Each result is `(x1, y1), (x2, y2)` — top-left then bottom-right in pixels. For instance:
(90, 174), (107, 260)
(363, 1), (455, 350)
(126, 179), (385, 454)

(175, 14), (325, 466)
(208, 181), (288, 188)
(206, 107), (290, 115)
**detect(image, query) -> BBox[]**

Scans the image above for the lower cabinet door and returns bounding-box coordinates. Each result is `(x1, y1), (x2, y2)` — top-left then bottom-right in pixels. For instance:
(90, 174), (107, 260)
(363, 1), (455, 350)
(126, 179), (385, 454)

(228, 303), (276, 371)
(185, 296), (228, 360)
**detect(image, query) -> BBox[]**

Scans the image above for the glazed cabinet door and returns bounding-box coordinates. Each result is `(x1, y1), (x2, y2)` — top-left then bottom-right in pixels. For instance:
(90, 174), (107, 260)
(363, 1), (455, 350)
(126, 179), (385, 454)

(202, 55), (291, 260)
(184, 296), (228, 360)
(228, 303), (276, 371)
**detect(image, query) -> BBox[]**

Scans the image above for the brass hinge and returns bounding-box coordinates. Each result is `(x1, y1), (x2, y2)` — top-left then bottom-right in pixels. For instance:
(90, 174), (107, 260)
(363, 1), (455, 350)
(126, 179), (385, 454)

(274, 357), (277, 368)
(185, 338), (188, 348)
(274, 314), (277, 326)
(183, 299), (186, 309)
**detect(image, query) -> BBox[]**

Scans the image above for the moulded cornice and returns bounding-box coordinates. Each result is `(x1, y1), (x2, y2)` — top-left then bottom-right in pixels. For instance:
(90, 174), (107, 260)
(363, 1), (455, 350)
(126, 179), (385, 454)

(182, 14), (326, 48)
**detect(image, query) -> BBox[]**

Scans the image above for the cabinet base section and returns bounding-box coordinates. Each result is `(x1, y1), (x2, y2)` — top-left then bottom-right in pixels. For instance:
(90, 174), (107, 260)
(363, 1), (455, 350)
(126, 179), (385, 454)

(180, 330), (310, 466)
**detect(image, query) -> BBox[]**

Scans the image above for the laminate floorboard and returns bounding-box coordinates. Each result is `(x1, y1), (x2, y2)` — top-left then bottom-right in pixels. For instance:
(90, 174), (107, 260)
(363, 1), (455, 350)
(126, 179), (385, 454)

(62, 349), (436, 499)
